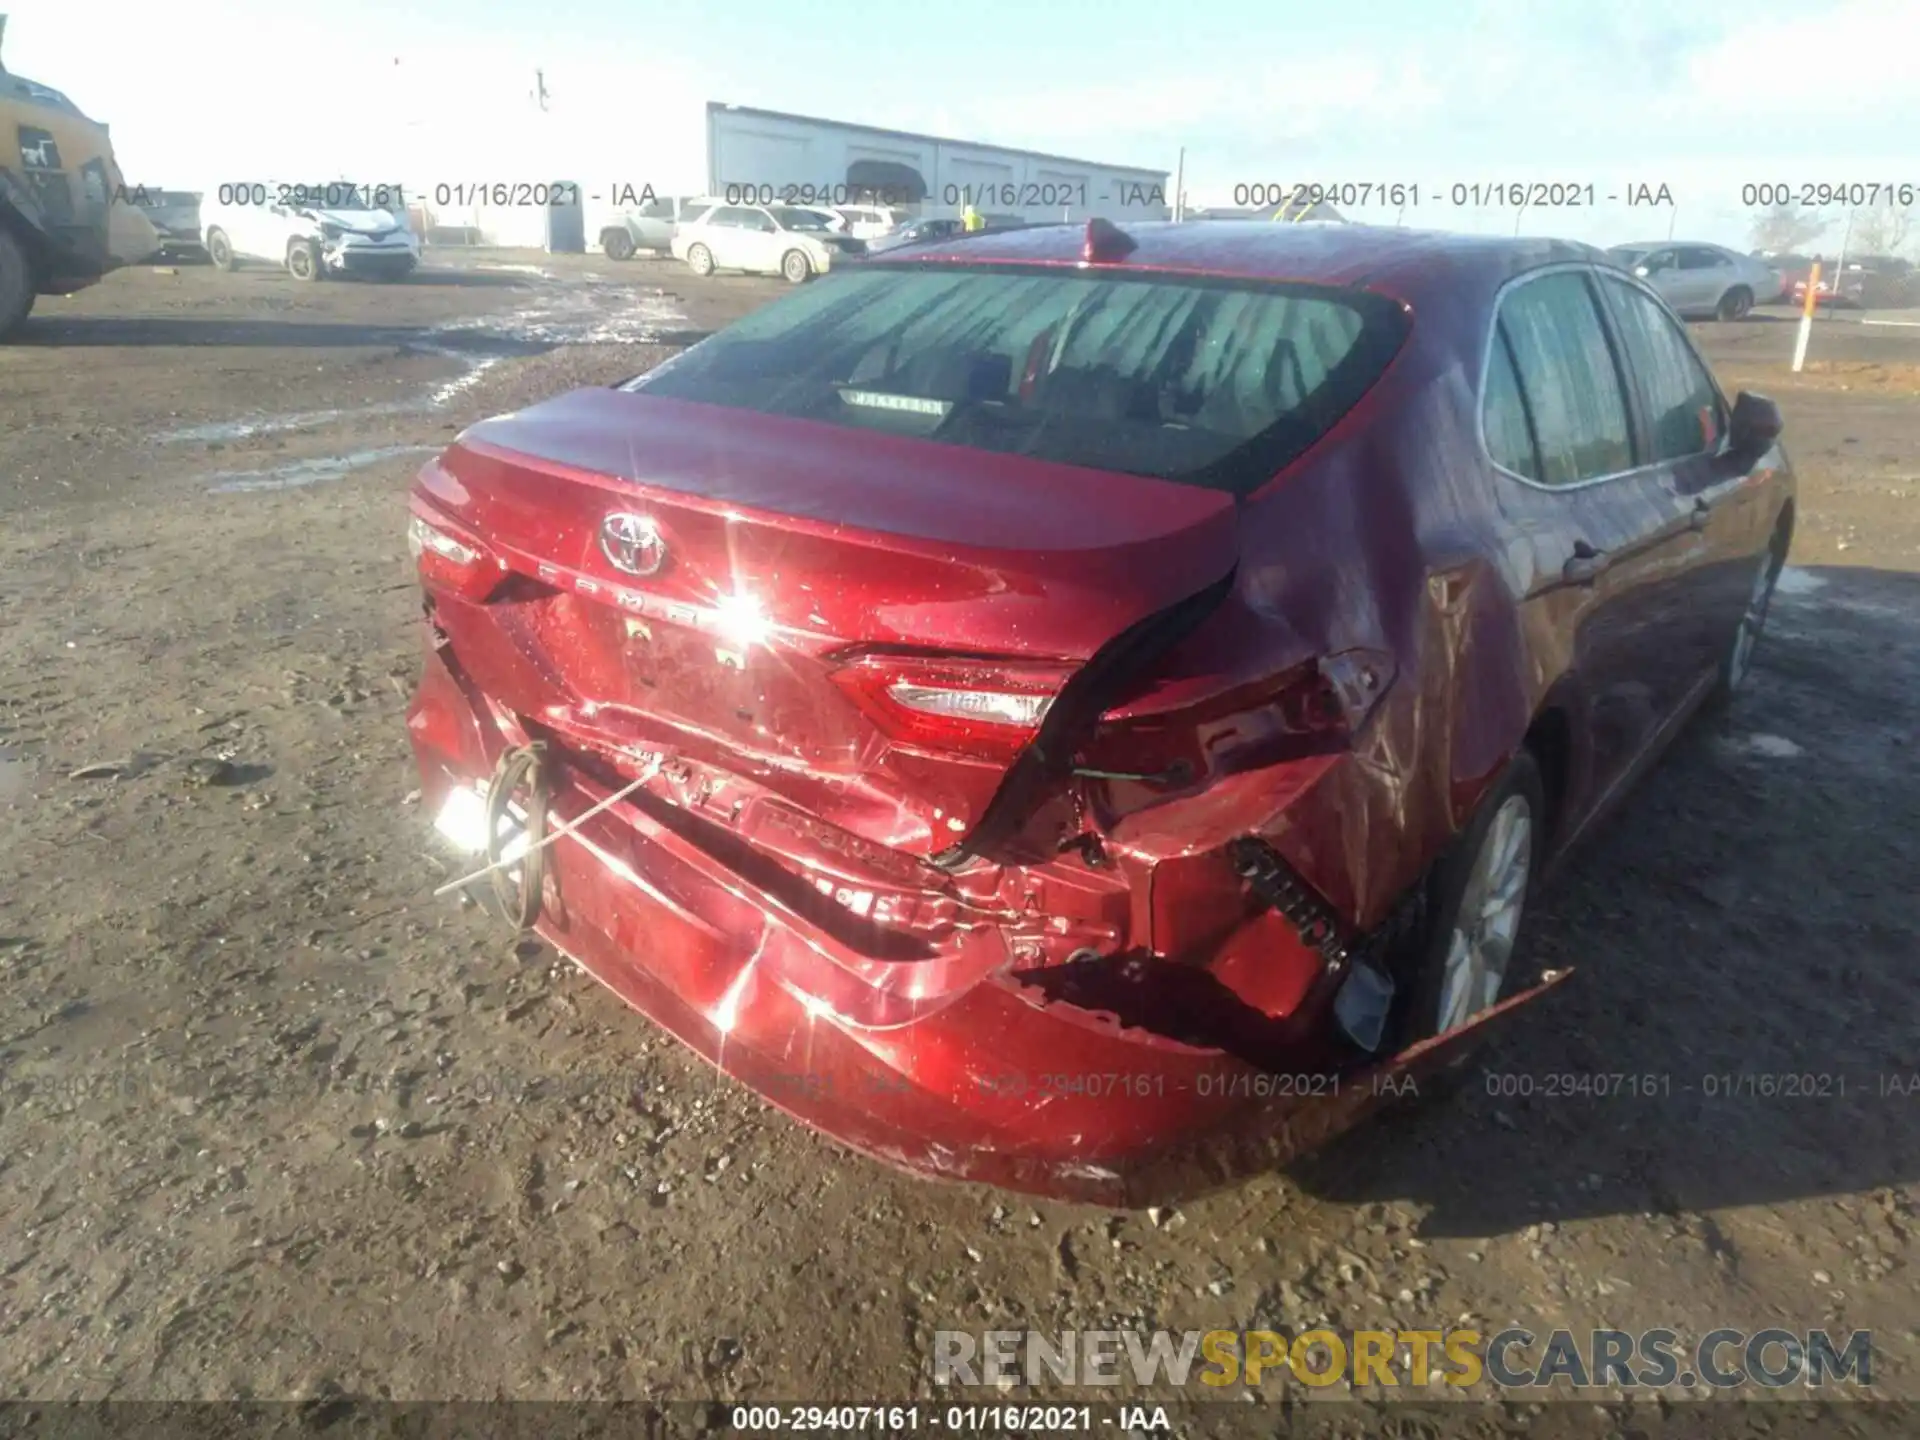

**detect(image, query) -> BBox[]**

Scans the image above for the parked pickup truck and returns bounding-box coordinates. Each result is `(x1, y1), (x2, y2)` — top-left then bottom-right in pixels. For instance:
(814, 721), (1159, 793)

(597, 195), (716, 260)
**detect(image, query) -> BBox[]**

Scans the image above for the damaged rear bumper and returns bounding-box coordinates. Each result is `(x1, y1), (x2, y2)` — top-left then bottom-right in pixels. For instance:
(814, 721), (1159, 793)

(408, 639), (1566, 1205)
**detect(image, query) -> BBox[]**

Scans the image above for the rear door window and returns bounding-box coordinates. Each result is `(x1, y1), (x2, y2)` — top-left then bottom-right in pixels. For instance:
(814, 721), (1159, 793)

(626, 265), (1409, 493)
(1482, 330), (1541, 480)
(1492, 270), (1635, 485)
(1596, 276), (1725, 461)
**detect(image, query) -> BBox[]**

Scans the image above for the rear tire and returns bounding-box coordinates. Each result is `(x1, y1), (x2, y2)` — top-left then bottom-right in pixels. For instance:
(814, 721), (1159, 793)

(686, 243), (714, 277)
(1396, 752), (1547, 1055)
(602, 228), (636, 261)
(781, 248), (812, 284)
(287, 240), (324, 282)
(0, 227), (35, 339)
(1717, 286), (1753, 321)
(206, 228), (238, 272)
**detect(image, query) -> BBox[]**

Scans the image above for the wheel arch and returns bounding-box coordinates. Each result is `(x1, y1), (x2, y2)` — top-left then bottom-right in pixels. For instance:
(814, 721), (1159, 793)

(1521, 702), (1575, 851)
(1771, 498), (1796, 555)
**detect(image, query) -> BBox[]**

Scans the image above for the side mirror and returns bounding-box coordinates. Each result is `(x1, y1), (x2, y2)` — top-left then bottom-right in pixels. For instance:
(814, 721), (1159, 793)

(1728, 391), (1783, 458)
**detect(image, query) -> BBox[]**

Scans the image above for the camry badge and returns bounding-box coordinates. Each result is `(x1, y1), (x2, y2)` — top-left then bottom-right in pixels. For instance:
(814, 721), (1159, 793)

(600, 513), (666, 577)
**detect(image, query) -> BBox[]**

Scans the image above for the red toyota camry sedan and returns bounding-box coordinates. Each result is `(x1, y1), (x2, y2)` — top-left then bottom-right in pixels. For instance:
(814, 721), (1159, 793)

(405, 221), (1794, 1203)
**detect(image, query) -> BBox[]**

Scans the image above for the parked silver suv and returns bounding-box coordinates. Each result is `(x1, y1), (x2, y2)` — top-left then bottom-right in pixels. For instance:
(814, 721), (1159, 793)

(1604, 242), (1781, 321)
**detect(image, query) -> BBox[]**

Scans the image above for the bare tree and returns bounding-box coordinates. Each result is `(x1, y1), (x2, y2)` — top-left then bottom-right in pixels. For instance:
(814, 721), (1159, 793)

(1847, 204), (1915, 257)
(1749, 203), (1829, 254)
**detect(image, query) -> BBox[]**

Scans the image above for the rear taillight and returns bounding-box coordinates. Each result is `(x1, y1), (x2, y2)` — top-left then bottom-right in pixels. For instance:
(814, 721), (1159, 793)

(830, 654), (1074, 763)
(408, 512), (500, 600)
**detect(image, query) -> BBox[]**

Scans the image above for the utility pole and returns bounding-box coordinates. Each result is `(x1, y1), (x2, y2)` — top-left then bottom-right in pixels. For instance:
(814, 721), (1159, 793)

(1667, 206), (1677, 241)
(1172, 147), (1185, 223)
(1833, 207), (1855, 290)
(534, 68), (550, 111)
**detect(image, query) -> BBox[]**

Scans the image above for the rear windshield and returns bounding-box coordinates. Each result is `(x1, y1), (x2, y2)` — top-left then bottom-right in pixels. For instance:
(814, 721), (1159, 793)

(625, 264), (1408, 493)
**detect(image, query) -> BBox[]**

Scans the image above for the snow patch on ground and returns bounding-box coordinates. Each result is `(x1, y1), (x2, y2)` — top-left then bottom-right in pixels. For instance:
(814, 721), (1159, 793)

(1774, 567), (1826, 596)
(168, 281), (695, 456)
(442, 285), (695, 347)
(1724, 732), (1806, 760)
(207, 445), (439, 494)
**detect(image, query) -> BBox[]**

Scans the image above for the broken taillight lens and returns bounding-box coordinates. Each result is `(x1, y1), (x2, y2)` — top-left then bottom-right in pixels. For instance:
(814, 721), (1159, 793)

(408, 513), (500, 600)
(829, 653), (1074, 763)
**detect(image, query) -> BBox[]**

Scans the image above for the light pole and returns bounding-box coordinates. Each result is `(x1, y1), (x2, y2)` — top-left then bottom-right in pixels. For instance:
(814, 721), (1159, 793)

(1832, 207), (1855, 293)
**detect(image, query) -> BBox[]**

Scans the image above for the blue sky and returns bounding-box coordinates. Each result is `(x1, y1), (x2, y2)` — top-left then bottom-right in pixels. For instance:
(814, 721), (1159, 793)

(8, 0), (1910, 249)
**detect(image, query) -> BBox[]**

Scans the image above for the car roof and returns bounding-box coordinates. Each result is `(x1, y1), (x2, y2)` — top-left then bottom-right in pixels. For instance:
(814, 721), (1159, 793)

(1619, 239), (1730, 250)
(866, 221), (1612, 304)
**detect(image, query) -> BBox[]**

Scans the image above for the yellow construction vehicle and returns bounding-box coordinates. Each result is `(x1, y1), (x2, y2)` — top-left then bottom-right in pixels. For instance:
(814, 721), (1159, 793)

(0, 14), (157, 338)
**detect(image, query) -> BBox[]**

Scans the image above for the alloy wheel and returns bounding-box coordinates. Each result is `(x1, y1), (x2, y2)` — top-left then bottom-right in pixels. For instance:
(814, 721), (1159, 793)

(1435, 794), (1534, 1033)
(1727, 551), (1778, 692)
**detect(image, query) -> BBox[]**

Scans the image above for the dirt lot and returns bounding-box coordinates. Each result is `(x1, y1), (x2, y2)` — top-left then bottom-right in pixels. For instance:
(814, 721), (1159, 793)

(0, 253), (1914, 1416)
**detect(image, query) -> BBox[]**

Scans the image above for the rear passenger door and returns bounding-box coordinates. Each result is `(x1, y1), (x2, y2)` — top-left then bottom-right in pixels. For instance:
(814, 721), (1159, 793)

(1675, 246), (1735, 313)
(632, 196), (677, 249)
(1482, 266), (1710, 808)
(226, 184), (279, 261)
(699, 206), (754, 269)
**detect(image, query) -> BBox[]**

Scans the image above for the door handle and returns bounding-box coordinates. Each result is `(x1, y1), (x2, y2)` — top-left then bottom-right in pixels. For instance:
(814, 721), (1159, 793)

(1563, 541), (1609, 585)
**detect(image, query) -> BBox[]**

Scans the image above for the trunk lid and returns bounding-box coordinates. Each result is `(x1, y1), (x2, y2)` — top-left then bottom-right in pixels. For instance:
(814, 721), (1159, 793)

(415, 387), (1238, 858)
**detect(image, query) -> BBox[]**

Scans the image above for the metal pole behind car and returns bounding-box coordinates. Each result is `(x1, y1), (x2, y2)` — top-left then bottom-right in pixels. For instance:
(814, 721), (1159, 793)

(1792, 261), (1822, 372)
(1832, 208), (1855, 300)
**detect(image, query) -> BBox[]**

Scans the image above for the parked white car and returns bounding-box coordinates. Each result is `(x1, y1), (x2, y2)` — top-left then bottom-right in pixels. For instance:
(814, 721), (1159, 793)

(669, 202), (865, 283)
(201, 183), (419, 281)
(832, 204), (906, 241)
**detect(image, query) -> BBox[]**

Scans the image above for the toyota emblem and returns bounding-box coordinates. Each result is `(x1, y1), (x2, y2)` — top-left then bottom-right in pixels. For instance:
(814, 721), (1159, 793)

(600, 513), (666, 577)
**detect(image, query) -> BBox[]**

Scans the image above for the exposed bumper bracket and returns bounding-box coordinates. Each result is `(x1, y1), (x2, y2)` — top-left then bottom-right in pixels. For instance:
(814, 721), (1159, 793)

(1229, 836), (1358, 968)
(1231, 835), (1429, 1056)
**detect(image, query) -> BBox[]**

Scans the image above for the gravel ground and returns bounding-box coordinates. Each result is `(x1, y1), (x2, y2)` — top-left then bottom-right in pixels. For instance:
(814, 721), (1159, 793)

(0, 255), (1913, 1415)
